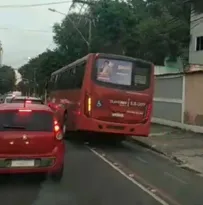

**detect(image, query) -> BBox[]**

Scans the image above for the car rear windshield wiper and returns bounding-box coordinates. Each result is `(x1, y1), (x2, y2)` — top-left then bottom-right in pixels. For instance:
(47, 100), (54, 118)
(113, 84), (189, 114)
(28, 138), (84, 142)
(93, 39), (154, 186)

(3, 124), (25, 129)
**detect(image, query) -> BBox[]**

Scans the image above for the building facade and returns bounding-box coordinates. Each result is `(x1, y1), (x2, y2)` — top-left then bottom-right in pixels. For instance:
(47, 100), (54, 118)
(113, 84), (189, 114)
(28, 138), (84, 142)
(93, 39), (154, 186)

(189, 11), (203, 64)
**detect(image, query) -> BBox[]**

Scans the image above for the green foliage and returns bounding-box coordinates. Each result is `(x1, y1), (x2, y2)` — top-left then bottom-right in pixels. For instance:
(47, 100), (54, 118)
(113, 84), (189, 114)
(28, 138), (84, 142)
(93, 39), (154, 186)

(0, 65), (16, 94)
(18, 49), (67, 95)
(18, 0), (194, 94)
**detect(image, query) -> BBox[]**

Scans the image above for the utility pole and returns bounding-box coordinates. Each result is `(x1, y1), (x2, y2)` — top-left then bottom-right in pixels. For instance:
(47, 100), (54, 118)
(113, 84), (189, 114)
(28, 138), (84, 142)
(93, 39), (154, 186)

(88, 14), (92, 52)
(71, 0), (94, 52)
(48, 8), (90, 52)
(0, 41), (3, 67)
(33, 68), (36, 96)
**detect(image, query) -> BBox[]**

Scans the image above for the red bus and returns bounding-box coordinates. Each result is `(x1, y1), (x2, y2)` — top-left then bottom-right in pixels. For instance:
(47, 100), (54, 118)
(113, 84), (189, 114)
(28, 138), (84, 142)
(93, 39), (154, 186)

(46, 53), (154, 141)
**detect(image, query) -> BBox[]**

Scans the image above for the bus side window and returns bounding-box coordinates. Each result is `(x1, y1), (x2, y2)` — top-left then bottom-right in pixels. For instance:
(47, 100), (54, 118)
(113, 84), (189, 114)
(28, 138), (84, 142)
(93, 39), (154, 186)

(46, 75), (55, 93)
(59, 69), (71, 90)
(75, 62), (86, 88)
(55, 74), (61, 90)
(66, 67), (76, 89)
(48, 75), (56, 90)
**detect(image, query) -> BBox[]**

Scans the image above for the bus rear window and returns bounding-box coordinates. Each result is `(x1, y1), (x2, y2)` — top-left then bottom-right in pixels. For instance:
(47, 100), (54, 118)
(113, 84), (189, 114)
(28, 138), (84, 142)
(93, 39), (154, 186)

(133, 67), (149, 86)
(95, 58), (151, 90)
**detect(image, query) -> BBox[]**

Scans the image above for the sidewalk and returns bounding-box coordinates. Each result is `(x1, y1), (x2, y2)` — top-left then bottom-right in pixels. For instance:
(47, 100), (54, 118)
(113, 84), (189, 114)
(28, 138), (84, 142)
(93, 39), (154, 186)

(132, 124), (203, 175)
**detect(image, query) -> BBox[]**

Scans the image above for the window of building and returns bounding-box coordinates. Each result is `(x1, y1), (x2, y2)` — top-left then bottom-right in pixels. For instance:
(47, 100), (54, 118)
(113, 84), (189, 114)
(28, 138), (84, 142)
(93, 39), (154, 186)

(196, 36), (203, 51)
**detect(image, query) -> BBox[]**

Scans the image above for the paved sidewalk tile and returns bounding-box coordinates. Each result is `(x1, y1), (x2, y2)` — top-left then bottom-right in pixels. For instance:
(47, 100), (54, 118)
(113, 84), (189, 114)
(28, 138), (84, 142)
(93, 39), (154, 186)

(132, 123), (203, 175)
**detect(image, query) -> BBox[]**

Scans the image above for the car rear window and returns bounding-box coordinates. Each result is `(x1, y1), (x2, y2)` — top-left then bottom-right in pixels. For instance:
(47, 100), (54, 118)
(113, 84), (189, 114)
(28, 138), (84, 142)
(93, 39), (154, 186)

(0, 110), (53, 132)
(11, 99), (43, 104)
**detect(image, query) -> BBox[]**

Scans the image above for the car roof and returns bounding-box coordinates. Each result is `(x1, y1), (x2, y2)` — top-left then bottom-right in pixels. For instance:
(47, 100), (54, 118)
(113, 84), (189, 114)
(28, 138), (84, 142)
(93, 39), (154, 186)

(0, 103), (52, 112)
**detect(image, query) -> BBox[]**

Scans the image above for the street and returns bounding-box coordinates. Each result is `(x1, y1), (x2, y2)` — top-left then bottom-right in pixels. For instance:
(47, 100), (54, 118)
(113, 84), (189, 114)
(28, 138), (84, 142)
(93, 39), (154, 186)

(1, 139), (203, 205)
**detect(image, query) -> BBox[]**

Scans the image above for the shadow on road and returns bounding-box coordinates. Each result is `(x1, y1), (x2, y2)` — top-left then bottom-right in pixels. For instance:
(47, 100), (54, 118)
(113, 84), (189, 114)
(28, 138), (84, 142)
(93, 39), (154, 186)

(65, 133), (136, 151)
(0, 174), (45, 205)
(0, 173), (45, 186)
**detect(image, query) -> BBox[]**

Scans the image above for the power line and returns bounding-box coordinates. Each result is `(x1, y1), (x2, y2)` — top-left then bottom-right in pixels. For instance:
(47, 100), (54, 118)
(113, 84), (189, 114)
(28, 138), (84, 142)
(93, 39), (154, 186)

(0, 1), (72, 8)
(0, 27), (53, 34)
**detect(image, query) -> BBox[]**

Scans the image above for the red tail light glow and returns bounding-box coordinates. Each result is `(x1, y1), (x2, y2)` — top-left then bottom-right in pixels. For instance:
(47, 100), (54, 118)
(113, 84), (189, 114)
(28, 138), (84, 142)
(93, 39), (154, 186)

(84, 94), (91, 117)
(54, 124), (60, 132)
(18, 109), (32, 112)
(53, 119), (63, 140)
(25, 100), (32, 103)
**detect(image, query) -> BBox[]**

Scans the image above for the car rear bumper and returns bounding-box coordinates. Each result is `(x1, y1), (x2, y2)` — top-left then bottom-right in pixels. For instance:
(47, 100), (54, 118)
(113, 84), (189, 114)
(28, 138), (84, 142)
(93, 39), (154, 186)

(0, 142), (65, 174)
(75, 115), (151, 136)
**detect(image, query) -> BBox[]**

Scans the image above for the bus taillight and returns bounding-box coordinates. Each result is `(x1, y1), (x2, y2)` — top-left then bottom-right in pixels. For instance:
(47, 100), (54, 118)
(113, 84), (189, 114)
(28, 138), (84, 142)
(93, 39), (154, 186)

(85, 94), (92, 117)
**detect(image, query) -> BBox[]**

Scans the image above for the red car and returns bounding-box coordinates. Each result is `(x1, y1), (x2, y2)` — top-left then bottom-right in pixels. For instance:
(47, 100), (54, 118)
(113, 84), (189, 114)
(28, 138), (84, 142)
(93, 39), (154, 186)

(0, 103), (65, 181)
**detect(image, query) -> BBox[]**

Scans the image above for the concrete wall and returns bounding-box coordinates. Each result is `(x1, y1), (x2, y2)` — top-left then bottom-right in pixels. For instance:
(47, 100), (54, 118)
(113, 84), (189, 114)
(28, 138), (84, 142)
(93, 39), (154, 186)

(152, 73), (203, 133)
(152, 75), (184, 123)
(184, 72), (203, 126)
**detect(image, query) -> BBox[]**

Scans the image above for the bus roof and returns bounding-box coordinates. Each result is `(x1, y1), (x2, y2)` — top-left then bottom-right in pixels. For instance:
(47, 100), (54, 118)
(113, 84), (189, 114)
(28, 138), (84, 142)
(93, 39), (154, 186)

(51, 54), (89, 76)
(51, 53), (152, 76)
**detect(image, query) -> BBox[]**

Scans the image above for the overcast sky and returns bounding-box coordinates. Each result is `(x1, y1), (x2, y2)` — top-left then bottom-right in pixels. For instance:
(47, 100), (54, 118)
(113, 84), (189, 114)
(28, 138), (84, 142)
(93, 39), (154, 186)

(0, 0), (73, 69)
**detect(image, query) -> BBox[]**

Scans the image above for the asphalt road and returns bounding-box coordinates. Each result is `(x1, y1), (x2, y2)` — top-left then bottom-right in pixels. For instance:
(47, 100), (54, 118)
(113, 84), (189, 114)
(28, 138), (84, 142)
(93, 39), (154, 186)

(0, 139), (203, 205)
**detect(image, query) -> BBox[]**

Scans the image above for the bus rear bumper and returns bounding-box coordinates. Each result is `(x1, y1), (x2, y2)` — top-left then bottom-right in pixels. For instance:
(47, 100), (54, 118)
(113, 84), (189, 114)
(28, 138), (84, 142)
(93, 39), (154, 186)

(75, 116), (151, 137)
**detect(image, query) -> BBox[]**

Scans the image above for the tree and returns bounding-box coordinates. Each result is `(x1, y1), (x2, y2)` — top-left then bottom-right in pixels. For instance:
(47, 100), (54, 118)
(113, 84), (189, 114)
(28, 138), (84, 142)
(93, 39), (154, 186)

(16, 81), (29, 96)
(53, 0), (190, 64)
(19, 0), (192, 95)
(53, 13), (89, 61)
(0, 65), (16, 94)
(18, 49), (67, 95)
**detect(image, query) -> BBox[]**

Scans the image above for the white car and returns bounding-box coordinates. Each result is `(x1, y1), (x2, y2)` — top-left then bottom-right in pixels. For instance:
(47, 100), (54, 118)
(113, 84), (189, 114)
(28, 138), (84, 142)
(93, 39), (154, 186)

(3, 96), (13, 103)
(10, 96), (44, 104)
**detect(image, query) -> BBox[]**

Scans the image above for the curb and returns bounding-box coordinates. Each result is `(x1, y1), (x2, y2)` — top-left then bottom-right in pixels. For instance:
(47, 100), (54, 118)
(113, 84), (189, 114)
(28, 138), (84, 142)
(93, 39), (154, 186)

(128, 138), (168, 157)
(129, 137), (202, 175)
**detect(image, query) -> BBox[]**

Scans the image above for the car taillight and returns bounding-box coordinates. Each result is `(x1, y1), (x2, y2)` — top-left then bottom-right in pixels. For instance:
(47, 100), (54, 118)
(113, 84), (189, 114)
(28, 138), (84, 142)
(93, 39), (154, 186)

(25, 100), (32, 103)
(54, 124), (60, 132)
(143, 103), (152, 122)
(18, 109), (32, 112)
(84, 94), (91, 117)
(54, 120), (63, 140)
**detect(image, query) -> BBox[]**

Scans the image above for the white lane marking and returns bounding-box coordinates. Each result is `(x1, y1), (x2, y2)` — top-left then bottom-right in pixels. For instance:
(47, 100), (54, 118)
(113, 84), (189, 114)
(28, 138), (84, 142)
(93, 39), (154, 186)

(149, 132), (169, 137)
(136, 156), (148, 164)
(88, 147), (169, 205)
(164, 172), (188, 185)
